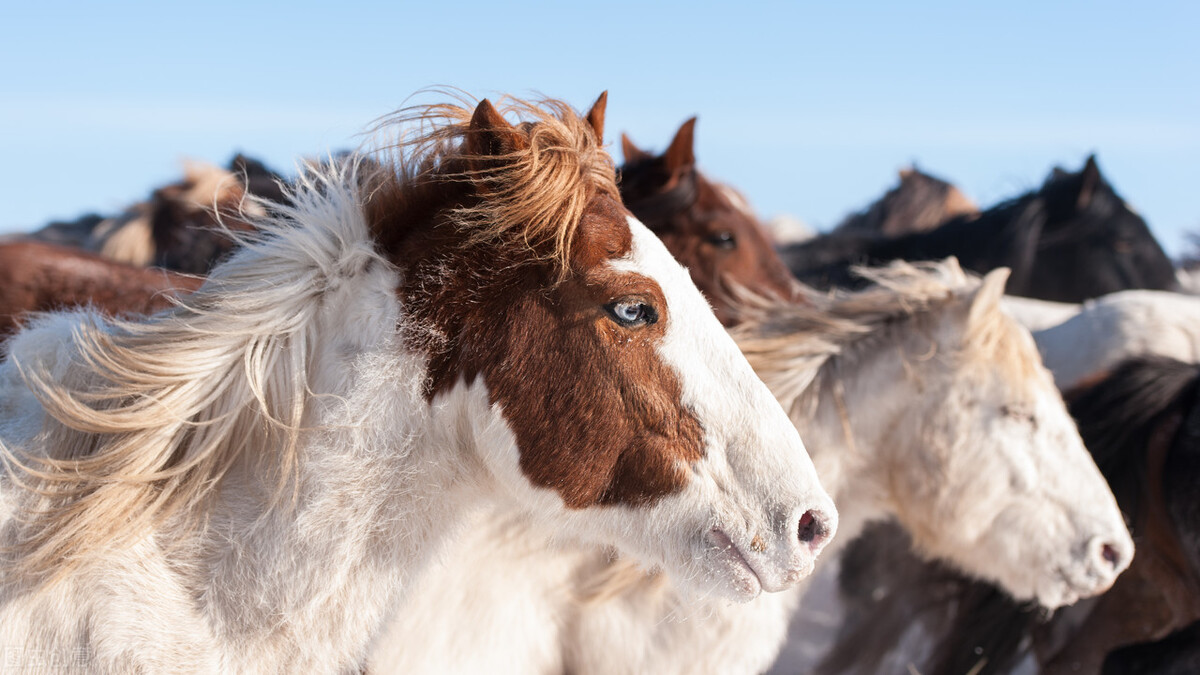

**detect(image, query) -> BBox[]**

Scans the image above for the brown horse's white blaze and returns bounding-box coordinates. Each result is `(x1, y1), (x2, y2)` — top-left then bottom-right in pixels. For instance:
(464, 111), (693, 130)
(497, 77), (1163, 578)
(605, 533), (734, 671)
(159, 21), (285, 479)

(366, 95), (835, 599)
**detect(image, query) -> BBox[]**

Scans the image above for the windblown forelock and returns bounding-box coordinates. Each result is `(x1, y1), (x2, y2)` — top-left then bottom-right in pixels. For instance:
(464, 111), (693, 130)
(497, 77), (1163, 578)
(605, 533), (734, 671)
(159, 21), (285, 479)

(367, 95), (618, 277)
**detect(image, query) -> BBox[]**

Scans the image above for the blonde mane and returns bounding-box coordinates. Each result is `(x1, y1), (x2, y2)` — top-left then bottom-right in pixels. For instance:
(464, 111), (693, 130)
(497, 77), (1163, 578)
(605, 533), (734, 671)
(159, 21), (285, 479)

(1, 162), (382, 582)
(731, 259), (1028, 418)
(365, 94), (618, 274)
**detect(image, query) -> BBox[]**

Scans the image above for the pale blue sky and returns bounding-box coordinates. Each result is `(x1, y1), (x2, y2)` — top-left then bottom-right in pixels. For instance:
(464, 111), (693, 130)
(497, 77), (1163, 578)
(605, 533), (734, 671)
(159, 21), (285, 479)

(3, 1), (1197, 253)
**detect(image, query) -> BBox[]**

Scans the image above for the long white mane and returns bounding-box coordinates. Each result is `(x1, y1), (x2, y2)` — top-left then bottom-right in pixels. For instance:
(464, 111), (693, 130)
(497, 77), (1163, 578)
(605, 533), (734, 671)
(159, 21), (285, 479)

(1, 161), (381, 582)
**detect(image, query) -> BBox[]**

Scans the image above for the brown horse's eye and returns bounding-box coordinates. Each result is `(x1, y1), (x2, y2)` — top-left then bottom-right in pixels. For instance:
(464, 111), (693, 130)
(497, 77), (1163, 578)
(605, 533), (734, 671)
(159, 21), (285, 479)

(707, 232), (737, 250)
(605, 300), (658, 328)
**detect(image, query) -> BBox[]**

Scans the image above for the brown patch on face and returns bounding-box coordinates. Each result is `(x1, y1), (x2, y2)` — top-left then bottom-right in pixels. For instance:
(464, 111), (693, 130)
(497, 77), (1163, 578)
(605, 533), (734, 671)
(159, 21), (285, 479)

(619, 120), (797, 326)
(0, 240), (202, 342)
(374, 184), (705, 508)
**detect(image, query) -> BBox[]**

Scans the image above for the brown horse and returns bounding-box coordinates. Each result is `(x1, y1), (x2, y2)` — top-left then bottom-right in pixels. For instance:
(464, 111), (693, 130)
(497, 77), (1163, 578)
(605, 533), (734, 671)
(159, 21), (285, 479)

(619, 118), (797, 325)
(0, 240), (202, 341)
(835, 166), (978, 237)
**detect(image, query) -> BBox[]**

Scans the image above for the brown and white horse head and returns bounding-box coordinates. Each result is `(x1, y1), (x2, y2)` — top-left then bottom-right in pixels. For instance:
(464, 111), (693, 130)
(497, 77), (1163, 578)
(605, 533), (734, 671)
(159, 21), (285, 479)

(619, 119), (797, 326)
(878, 265), (1133, 609)
(367, 94), (835, 601)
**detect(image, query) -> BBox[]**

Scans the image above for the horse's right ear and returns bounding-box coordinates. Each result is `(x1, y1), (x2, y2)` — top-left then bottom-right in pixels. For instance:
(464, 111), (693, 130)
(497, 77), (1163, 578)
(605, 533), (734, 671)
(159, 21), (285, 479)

(584, 91), (607, 143)
(464, 99), (529, 171)
(968, 267), (1011, 327)
(621, 133), (651, 164)
(1076, 155), (1102, 210)
(663, 117), (697, 175)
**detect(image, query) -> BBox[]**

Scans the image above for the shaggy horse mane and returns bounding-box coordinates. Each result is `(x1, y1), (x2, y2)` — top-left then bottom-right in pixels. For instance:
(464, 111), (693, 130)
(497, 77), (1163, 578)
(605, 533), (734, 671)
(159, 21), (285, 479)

(1, 162), (382, 583)
(730, 258), (1028, 418)
(364, 93), (618, 275)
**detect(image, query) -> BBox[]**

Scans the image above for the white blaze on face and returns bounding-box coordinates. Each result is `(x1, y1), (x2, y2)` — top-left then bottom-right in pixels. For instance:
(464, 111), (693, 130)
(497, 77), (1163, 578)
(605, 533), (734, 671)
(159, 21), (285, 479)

(607, 216), (837, 600)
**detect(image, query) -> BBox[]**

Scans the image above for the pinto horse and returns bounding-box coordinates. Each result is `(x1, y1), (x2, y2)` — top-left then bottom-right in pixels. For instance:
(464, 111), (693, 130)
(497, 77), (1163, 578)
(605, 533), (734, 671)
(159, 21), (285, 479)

(781, 156), (1177, 303)
(619, 118), (797, 325)
(820, 356), (1200, 675)
(0, 94), (834, 673)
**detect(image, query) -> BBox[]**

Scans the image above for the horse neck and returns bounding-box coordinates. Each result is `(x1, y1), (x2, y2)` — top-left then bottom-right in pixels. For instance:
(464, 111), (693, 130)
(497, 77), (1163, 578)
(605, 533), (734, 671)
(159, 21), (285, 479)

(194, 261), (500, 670)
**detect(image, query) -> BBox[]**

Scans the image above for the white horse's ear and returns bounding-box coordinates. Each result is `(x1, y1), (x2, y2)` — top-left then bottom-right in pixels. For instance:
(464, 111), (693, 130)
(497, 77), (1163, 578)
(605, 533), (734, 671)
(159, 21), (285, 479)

(968, 267), (1011, 325)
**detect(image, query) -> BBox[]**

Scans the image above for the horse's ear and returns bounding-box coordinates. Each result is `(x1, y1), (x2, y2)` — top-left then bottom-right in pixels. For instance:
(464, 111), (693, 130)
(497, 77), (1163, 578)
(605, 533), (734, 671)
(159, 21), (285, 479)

(968, 267), (1011, 326)
(1076, 155), (1102, 210)
(621, 133), (651, 164)
(464, 99), (529, 168)
(585, 91), (607, 143)
(663, 117), (697, 174)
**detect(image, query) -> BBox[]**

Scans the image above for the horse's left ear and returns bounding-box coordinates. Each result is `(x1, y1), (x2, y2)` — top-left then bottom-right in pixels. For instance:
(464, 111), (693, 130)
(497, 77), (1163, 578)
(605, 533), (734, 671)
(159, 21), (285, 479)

(1076, 155), (1102, 210)
(968, 267), (1011, 325)
(585, 91), (607, 143)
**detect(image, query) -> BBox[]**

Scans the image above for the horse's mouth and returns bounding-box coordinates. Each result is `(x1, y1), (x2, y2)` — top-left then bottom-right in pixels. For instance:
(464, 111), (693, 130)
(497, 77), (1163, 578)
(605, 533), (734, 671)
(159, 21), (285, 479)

(706, 527), (763, 600)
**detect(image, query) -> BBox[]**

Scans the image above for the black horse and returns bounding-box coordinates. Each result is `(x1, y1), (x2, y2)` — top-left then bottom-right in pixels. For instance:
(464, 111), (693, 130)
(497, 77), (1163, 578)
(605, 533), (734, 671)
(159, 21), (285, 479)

(818, 356), (1200, 675)
(781, 156), (1177, 303)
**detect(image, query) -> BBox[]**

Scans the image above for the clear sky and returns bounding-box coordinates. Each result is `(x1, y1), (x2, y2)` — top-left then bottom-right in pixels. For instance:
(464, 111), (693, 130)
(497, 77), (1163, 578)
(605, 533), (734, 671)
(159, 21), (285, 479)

(3, 1), (1197, 254)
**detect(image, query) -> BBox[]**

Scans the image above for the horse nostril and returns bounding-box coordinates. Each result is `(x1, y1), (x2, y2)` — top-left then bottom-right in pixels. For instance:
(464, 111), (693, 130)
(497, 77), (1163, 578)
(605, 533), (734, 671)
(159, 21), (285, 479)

(798, 510), (829, 546)
(1101, 543), (1120, 569)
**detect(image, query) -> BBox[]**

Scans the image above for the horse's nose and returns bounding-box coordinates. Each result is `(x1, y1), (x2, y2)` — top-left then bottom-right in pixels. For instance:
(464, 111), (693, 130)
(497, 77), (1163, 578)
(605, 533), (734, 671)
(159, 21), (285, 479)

(798, 509), (833, 553)
(1088, 535), (1133, 579)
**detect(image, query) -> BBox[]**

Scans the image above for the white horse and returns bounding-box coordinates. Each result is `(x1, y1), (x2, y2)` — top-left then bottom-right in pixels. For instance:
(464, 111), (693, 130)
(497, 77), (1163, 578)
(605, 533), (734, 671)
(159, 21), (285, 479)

(368, 260), (1132, 674)
(0, 94), (835, 673)
(1019, 290), (1200, 391)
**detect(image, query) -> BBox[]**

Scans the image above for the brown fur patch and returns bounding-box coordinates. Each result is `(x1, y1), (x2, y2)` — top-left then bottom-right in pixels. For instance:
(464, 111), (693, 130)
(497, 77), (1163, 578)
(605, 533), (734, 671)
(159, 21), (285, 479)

(367, 98), (704, 508)
(0, 240), (202, 341)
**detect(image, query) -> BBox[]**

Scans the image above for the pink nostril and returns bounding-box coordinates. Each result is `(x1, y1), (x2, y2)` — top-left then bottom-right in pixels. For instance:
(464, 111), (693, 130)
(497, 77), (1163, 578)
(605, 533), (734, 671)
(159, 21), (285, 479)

(1101, 543), (1120, 569)
(798, 510), (829, 546)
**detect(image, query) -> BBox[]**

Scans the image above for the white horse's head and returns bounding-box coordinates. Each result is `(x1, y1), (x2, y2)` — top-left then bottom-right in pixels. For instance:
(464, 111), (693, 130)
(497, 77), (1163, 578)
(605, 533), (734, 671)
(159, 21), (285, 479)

(740, 260), (1132, 610)
(881, 267), (1133, 608)
(368, 94), (836, 601)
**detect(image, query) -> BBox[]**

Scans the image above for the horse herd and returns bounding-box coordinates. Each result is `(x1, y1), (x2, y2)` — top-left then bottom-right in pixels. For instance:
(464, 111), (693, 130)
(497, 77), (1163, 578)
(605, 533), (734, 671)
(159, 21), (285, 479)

(0, 92), (1195, 674)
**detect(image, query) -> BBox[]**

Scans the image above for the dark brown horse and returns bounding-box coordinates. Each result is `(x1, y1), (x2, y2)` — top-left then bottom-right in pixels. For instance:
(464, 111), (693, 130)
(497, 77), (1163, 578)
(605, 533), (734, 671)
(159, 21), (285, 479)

(619, 118), (797, 325)
(0, 241), (202, 341)
(818, 356), (1200, 675)
(835, 166), (978, 237)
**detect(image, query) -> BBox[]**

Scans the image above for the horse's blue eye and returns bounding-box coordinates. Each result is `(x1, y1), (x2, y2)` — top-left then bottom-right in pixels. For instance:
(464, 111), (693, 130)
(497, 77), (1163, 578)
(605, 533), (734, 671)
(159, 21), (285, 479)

(707, 231), (737, 250)
(605, 300), (658, 327)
